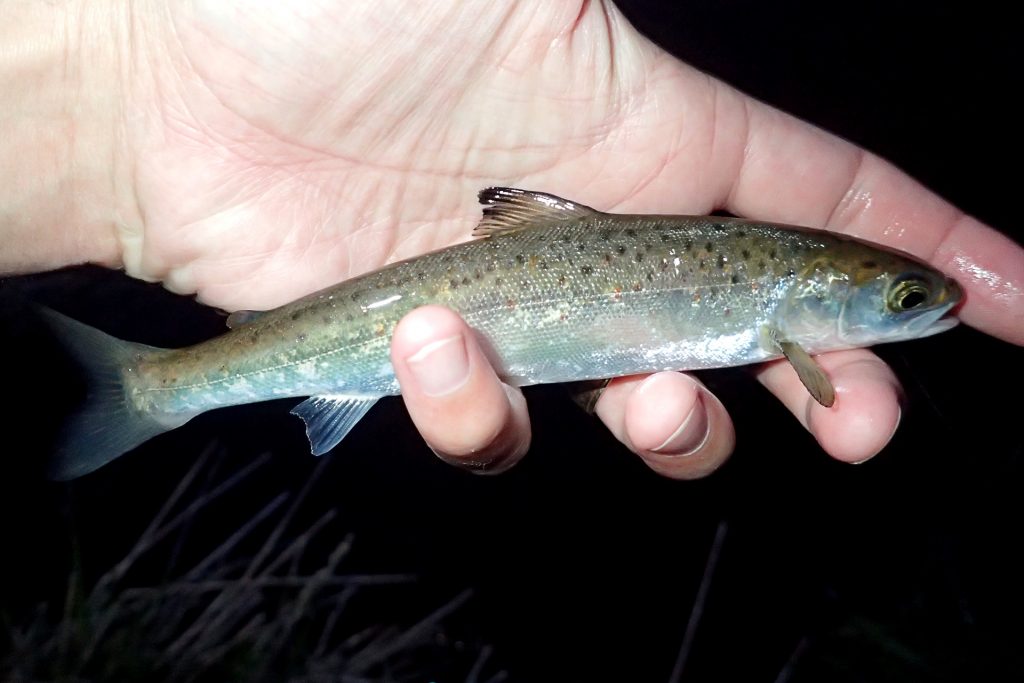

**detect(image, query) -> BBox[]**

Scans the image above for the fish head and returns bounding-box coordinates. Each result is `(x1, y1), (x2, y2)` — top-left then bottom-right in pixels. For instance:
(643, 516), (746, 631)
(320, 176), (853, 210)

(779, 239), (963, 351)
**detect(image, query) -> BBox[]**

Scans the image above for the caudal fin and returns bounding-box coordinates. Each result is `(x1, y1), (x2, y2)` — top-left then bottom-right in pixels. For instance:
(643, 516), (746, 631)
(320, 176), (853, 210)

(39, 308), (184, 480)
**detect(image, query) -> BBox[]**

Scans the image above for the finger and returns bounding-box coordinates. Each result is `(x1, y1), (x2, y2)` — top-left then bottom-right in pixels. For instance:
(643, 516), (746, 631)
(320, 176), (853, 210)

(595, 372), (735, 480)
(755, 348), (902, 463)
(390, 305), (530, 474)
(606, 63), (1023, 345)
(722, 89), (1024, 344)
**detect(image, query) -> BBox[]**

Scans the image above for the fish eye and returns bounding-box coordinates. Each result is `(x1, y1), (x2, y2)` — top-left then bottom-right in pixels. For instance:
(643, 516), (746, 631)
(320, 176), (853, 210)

(887, 276), (931, 312)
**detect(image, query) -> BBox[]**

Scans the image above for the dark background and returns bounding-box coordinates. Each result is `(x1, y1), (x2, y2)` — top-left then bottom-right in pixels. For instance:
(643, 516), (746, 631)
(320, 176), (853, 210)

(1, 1), (1020, 681)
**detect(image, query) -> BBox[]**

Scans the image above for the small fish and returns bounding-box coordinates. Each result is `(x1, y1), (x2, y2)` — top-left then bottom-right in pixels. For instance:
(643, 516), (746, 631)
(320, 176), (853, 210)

(43, 187), (962, 479)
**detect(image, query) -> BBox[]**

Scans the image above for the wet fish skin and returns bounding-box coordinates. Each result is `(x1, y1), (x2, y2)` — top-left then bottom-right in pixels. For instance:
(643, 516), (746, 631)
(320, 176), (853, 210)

(44, 187), (962, 479)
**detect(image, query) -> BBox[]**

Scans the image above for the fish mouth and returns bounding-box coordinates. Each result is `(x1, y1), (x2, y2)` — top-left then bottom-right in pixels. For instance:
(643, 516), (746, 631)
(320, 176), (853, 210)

(918, 314), (960, 338)
(914, 297), (961, 338)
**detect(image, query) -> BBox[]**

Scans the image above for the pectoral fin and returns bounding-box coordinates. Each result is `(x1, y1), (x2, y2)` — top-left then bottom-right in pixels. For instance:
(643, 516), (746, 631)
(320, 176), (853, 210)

(779, 341), (835, 408)
(290, 395), (380, 455)
(763, 327), (835, 408)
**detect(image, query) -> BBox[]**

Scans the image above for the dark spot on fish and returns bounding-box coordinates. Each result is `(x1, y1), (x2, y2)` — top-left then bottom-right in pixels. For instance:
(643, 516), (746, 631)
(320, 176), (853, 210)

(603, 253), (613, 264)
(350, 292), (360, 302)
(646, 272), (654, 281)
(474, 269), (483, 280)
(769, 249), (777, 260)
(538, 260), (548, 270)
(661, 233), (673, 242)
(322, 316), (333, 324)
(290, 311), (302, 321)
(494, 277), (502, 285)
(643, 241), (652, 250)
(485, 262), (495, 272)
(515, 254), (525, 264)
(600, 230), (612, 241)
(558, 275), (567, 286)
(758, 261), (766, 270)
(724, 308), (732, 316)
(684, 240), (693, 252)
(741, 249), (750, 259)
(219, 364), (228, 373)
(713, 222), (727, 232)
(730, 274), (740, 285)
(616, 245), (627, 255)
(787, 268), (796, 277)
(635, 252), (645, 263)
(737, 229), (747, 238)
(717, 254), (726, 269)
(345, 314), (354, 322)
(862, 260), (877, 268)
(562, 235), (572, 243)
(580, 265), (594, 275)
(506, 298), (517, 308)
(705, 241), (714, 253)
(577, 243), (586, 252)
(449, 278), (460, 289)
(699, 259), (706, 269)
(297, 333), (307, 343)
(661, 260), (670, 271)
(625, 228), (637, 237)
(632, 282), (643, 292)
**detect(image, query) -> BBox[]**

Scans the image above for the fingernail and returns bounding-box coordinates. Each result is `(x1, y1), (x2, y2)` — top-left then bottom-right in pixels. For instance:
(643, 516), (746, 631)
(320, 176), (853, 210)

(651, 392), (709, 456)
(406, 334), (469, 397)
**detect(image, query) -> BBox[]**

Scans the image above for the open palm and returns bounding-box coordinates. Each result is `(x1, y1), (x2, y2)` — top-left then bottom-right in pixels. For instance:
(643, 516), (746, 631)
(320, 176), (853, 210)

(112, 0), (1021, 476)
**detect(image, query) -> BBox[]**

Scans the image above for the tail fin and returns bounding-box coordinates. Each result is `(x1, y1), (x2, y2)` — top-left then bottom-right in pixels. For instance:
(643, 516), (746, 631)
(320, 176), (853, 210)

(39, 308), (184, 480)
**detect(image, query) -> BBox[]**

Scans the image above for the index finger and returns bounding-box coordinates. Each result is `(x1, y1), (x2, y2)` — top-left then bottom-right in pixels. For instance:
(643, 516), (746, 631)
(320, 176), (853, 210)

(722, 91), (1024, 344)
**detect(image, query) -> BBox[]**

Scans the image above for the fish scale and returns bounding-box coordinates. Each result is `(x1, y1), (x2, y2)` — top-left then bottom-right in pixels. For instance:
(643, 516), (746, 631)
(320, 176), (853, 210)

(42, 187), (961, 479)
(136, 216), (812, 414)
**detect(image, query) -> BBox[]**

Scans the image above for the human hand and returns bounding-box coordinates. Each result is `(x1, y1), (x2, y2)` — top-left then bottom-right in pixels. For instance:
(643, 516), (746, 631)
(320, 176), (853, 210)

(4, 1), (1021, 477)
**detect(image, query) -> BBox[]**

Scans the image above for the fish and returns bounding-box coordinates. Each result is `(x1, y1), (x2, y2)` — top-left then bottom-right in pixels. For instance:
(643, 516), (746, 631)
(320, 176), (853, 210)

(42, 187), (962, 479)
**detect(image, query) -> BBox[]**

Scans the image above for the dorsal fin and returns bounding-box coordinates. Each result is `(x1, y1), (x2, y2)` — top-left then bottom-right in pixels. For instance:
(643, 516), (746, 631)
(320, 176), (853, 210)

(473, 187), (599, 237)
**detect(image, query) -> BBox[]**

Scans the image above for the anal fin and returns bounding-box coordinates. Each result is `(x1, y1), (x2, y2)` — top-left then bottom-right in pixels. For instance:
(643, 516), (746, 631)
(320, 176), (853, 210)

(290, 395), (379, 455)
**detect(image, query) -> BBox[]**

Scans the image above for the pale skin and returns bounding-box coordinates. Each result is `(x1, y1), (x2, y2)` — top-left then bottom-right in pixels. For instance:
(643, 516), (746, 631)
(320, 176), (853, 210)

(2, 1), (1022, 478)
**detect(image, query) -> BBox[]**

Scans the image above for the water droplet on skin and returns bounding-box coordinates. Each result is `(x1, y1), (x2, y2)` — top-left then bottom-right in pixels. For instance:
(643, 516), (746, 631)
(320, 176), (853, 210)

(952, 252), (1022, 305)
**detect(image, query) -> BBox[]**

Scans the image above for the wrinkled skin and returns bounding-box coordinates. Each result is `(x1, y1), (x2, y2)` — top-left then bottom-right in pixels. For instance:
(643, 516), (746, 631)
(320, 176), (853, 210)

(17, 1), (1024, 476)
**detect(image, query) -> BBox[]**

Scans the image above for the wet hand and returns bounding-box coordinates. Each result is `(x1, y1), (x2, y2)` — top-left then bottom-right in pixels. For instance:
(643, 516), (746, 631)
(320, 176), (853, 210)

(8, 1), (1018, 478)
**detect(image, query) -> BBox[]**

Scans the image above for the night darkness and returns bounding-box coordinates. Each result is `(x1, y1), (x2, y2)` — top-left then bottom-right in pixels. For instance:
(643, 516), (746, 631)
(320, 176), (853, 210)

(1, 2), (1021, 682)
